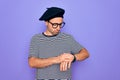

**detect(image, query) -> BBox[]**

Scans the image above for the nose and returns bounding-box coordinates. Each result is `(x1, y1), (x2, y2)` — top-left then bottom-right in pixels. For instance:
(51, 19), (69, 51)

(56, 26), (61, 31)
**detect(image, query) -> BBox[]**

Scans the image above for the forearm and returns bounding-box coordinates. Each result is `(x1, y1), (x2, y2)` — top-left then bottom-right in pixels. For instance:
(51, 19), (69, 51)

(28, 56), (60, 68)
(74, 48), (89, 61)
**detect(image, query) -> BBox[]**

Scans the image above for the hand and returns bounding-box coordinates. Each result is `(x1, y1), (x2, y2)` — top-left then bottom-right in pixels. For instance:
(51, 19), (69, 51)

(59, 53), (74, 71)
(58, 53), (74, 62)
(60, 61), (72, 71)
(60, 61), (68, 71)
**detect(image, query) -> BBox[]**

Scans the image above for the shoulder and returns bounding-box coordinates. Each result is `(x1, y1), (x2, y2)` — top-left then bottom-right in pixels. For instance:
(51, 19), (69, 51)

(30, 33), (44, 40)
(59, 32), (73, 38)
(60, 33), (78, 42)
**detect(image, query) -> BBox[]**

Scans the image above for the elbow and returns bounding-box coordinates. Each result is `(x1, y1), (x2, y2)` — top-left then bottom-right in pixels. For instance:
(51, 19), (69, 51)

(86, 52), (90, 59)
(28, 61), (35, 68)
(84, 48), (90, 59)
(81, 48), (90, 60)
(28, 57), (43, 68)
(28, 62), (35, 68)
(28, 57), (36, 68)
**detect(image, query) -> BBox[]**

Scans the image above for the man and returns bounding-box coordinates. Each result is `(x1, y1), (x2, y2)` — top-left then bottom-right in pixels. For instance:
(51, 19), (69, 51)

(28, 7), (89, 80)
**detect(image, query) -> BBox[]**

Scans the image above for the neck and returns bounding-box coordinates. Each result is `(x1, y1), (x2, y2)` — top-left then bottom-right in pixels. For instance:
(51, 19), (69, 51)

(44, 30), (53, 36)
(42, 32), (58, 37)
(43, 30), (59, 37)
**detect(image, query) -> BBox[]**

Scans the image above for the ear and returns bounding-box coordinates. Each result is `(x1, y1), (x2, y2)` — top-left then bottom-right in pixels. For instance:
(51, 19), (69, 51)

(45, 21), (49, 26)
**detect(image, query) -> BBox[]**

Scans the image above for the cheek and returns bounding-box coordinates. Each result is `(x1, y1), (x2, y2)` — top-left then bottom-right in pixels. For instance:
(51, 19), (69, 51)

(48, 26), (53, 31)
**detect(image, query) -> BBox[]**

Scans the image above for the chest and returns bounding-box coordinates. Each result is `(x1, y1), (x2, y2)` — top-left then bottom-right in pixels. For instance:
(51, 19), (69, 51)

(37, 40), (71, 58)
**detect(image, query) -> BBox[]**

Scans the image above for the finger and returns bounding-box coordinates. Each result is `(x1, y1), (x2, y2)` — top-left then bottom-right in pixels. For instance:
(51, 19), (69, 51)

(60, 62), (68, 71)
(62, 62), (65, 71)
(68, 61), (71, 69)
(63, 62), (68, 71)
(60, 62), (63, 71)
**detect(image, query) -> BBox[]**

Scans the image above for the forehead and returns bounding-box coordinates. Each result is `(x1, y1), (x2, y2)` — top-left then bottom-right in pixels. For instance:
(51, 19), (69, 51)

(49, 17), (63, 22)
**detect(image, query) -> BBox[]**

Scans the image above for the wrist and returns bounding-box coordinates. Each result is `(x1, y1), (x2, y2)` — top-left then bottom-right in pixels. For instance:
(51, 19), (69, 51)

(71, 54), (76, 63)
(54, 56), (61, 64)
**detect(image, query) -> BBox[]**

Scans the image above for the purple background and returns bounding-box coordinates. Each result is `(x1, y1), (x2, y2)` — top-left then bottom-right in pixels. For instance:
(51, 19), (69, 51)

(0, 0), (120, 80)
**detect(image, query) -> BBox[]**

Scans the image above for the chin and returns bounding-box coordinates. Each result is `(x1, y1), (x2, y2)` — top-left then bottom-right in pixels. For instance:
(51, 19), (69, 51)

(54, 32), (59, 35)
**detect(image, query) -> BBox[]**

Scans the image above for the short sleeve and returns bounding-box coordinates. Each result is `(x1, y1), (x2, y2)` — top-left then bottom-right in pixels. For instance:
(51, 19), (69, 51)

(69, 35), (84, 54)
(28, 35), (39, 58)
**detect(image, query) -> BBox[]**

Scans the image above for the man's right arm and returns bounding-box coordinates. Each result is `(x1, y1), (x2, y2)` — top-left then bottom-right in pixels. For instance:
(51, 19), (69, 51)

(28, 56), (61, 68)
(28, 53), (74, 69)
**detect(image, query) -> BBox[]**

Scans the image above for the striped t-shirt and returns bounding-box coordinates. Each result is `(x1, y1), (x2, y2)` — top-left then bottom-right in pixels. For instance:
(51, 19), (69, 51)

(29, 32), (84, 79)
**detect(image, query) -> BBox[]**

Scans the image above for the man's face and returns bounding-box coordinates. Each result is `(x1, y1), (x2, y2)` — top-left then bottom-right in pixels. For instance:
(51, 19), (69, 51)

(45, 17), (65, 35)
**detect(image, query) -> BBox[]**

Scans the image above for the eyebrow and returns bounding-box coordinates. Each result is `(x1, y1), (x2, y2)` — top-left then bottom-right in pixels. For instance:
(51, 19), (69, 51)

(48, 21), (63, 24)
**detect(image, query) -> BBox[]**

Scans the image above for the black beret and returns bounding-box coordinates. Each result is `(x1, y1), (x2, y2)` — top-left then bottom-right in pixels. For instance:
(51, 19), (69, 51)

(39, 7), (65, 21)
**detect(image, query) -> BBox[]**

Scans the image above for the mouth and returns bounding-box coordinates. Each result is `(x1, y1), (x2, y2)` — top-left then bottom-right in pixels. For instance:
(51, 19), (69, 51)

(56, 31), (60, 33)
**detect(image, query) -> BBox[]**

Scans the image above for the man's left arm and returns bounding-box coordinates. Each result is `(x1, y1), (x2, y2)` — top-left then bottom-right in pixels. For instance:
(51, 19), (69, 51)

(74, 48), (89, 61)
